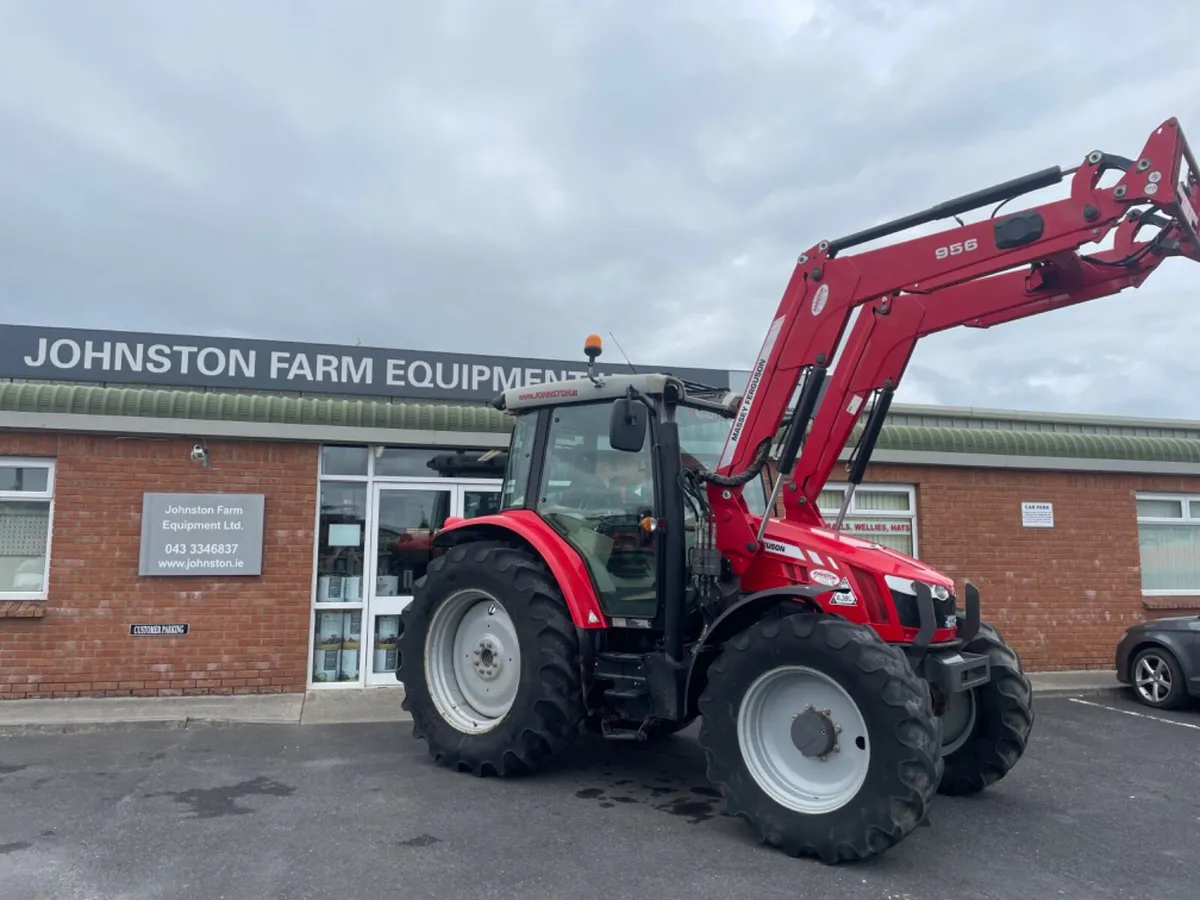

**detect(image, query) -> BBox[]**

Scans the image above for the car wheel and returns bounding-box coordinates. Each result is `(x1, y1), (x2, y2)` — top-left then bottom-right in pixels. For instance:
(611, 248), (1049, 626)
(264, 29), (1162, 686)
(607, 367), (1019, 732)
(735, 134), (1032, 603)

(1130, 646), (1188, 710)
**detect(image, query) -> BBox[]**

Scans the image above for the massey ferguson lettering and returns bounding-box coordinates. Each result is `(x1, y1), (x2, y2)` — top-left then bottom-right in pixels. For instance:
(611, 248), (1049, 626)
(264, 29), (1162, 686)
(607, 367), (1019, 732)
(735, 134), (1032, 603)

(719, 315), (784, 468)
(762, 538), (804, 560)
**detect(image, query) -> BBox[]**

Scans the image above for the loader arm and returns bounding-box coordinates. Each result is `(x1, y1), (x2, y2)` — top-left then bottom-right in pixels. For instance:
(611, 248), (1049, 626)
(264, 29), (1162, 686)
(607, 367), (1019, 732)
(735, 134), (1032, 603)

(707, 116), (1200, 573)
(784, 210), (1198, 519)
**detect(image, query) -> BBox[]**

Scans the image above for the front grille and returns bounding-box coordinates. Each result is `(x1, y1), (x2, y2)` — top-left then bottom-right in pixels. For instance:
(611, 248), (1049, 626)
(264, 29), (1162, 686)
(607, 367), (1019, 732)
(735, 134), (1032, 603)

(890, 589), (957, 630)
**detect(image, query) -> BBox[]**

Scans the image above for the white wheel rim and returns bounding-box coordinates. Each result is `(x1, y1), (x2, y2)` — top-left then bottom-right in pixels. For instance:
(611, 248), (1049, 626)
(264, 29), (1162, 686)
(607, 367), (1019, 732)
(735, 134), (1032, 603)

(424, 589), (520, 734)
(1135, 654), (1172, 704)
(736, 665), (870, 815)
(940, 689), (977, 756)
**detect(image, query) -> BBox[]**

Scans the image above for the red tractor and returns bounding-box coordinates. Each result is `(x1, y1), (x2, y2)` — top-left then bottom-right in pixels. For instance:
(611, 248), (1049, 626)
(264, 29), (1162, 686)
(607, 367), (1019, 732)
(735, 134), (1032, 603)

(396, 118), (1200, 862)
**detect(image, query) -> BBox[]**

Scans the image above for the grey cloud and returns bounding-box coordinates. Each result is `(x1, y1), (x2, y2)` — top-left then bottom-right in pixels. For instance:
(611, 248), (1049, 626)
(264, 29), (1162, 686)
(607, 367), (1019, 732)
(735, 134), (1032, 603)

(0, 0), (1198, 415)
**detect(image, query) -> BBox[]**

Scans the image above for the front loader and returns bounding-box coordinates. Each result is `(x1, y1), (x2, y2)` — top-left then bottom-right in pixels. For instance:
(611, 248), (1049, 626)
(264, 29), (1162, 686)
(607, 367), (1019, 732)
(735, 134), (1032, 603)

(396, 117), (1200, 863)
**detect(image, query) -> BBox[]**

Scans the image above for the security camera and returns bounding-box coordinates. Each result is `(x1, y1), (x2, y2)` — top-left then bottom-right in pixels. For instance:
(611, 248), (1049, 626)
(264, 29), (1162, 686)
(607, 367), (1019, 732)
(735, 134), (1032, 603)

(191, 444), (207, 462)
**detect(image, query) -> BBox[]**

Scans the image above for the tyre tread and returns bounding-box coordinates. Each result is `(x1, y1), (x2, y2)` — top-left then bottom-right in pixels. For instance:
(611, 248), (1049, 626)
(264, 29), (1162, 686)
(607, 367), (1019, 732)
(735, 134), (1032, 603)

(938, 622), (1034, 796)
(398, 541), (585, 777)
(697, 613), (943, 864)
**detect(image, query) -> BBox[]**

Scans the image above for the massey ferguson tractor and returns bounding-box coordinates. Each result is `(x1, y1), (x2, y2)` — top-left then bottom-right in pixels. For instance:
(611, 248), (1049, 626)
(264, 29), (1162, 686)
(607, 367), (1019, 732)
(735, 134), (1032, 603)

(396, 117), (1200, 863)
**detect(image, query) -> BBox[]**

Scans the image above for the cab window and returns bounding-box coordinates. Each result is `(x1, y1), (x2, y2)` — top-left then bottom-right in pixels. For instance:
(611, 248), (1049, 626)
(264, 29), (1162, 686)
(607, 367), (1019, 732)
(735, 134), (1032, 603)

(534, 403), (658, 618)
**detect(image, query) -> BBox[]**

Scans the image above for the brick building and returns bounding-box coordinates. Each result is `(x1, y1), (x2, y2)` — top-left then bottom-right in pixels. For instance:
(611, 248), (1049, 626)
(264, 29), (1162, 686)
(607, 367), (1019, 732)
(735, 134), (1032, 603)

(1, 324), (1198, 701)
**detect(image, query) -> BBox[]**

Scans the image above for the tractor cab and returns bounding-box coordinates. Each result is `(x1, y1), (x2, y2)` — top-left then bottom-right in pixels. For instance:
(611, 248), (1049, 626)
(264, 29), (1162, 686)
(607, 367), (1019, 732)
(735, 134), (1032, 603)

(491, 365), (768, 624)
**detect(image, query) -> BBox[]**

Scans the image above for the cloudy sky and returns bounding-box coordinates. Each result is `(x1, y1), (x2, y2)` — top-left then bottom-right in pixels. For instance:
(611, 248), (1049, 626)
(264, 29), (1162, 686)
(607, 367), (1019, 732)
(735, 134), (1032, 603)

(0, 0), (1198, 417)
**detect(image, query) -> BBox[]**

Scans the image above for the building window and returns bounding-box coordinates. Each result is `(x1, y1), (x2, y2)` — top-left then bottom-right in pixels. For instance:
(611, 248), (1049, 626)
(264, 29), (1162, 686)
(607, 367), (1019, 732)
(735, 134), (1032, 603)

(0, 458), (55, 599)
(816, 483), (918, 557)
(1135, 493), (1200, 594)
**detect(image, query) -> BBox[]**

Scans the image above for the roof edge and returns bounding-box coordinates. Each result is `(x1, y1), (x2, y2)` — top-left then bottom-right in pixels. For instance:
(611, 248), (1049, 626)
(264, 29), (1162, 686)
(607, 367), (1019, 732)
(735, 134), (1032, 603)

(861, 448), (1200, 476)
(3, 379), (1199, 433)
(885, 400), (1200, 432)
(0, 410), (509, 449)
(4, 383), (1200, 467)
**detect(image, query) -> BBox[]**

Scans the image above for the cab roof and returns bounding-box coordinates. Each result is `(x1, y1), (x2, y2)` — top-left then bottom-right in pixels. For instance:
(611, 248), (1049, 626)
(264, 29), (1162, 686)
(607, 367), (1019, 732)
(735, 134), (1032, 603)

(491, 372), (738, 415)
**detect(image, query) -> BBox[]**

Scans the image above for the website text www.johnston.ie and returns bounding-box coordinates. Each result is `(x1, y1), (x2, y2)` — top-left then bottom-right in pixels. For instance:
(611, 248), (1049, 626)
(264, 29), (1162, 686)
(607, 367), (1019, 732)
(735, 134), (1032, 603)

(157, 558), (246, 571)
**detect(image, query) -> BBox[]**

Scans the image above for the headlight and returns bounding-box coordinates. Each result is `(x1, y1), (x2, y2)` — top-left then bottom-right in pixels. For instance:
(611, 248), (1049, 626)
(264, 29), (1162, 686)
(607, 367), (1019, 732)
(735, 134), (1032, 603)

(884, 574), (951, 602)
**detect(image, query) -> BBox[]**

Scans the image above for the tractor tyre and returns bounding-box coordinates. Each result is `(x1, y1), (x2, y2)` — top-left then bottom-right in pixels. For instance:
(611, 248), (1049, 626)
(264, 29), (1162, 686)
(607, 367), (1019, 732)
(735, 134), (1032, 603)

(936, 619), (1034, 796)
(696, 611), (943, 864)
(397, 540), (586, 777)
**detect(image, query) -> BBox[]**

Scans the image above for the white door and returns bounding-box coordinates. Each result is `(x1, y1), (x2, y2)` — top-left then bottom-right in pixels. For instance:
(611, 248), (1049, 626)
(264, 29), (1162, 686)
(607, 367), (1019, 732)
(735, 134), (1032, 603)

(364, 480), (502, 686)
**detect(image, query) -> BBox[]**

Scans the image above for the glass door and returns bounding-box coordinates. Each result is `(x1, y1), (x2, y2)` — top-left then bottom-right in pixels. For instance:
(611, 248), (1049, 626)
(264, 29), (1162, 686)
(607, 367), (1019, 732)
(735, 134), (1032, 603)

(364, 480), (501, 686)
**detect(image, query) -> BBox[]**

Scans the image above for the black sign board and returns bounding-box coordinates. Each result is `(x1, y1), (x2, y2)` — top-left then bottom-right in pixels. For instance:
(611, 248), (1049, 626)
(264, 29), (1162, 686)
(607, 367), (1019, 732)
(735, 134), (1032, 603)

(0, 324), (732, 404)
(130, 623), (190, 636)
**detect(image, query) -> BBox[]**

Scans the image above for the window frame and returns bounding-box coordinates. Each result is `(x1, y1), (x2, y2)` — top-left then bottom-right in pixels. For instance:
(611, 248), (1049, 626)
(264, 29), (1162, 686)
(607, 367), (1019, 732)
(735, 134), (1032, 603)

(500, 412), (539, 512)
(308, 443), (507, 690)
(0, 456), (57, 602)
(530, 400), (663, 620)
(1134, 490), (1200, 596)
(532, 399), (660, 518)
(816, 482), (919, 558)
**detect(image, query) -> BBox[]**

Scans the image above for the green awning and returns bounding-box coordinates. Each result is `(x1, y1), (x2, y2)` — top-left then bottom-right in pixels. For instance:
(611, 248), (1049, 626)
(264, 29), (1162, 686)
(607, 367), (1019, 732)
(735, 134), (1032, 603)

(2, 382), (1199, 463)
(0, 382), (511, 434)
(869, 424), (1200, 463)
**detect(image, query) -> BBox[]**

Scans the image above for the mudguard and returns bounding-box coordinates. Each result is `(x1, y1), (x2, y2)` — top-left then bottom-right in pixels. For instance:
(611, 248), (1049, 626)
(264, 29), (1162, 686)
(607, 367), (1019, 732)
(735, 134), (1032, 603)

(432, 509), (608, 630)
(683, 585), (829, 717)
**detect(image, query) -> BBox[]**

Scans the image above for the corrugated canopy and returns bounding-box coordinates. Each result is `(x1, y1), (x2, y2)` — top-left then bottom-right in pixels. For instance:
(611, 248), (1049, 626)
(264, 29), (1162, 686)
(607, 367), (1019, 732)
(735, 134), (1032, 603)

(3, 382), (1200, 464)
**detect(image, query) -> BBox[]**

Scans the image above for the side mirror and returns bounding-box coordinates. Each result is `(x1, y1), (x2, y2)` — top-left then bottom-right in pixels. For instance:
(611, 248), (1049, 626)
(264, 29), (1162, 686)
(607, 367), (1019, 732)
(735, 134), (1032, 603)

(609, 397), (647, 453)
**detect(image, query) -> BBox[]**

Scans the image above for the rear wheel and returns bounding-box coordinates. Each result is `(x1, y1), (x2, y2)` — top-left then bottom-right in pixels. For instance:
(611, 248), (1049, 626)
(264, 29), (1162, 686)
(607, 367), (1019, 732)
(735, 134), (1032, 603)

(697, 611), (943, 864)
(397, 541), (586, 776)
(937, 620), (1034, 796)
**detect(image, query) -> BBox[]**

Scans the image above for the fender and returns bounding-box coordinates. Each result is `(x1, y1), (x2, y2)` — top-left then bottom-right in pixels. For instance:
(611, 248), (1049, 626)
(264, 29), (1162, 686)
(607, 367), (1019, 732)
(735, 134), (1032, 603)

(683, 585), (830, 717)
(431, 508), (608, 629)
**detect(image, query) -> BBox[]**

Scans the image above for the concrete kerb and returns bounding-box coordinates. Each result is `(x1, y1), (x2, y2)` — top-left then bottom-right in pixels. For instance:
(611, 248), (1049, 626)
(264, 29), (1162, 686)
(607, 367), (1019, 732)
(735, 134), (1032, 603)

(0, 671), (1126, 736)
(0, 693), (307, 737)
(1026, 669), (1126, 698)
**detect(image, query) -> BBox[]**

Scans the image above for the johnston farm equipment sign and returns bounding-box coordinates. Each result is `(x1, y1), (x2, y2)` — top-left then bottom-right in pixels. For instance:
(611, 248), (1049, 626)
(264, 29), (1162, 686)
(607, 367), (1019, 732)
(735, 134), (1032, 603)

(0, 324), (732, 404)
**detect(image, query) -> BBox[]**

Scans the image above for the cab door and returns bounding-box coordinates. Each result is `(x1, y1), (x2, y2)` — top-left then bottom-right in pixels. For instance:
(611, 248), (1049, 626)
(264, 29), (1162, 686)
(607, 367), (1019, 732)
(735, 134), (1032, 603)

(532, 402), (660, 620)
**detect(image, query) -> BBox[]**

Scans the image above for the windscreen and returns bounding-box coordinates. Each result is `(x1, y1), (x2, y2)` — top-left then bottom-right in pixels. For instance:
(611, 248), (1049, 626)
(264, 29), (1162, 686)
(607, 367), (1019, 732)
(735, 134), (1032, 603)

(677, 405), (769, 517)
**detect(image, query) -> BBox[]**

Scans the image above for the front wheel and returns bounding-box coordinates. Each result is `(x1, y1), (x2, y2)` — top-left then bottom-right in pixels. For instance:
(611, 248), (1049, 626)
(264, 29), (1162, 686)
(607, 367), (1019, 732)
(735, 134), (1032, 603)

(1130, 646), (1188, 710)
(397, 541), (586, 777)
(697, 612), (943, 864)
(937, 620), (1034, 796)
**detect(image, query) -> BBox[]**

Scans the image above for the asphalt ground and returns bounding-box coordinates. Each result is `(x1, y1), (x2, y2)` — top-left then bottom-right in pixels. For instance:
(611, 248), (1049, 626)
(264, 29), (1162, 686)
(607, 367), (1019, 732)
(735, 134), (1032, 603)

(0, 692), (1196, 900)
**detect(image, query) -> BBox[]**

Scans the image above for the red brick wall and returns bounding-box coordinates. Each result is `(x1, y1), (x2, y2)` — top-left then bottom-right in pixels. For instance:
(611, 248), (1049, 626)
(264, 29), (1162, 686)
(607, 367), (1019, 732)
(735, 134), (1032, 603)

(778, 463), (1200, 672)
(4, 426), (1196, 696)
(0, 431), (318, 700)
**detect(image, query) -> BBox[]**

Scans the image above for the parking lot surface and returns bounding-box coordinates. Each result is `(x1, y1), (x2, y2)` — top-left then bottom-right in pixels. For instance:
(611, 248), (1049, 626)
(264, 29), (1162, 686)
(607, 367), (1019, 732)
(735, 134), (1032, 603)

(0, 692), (1196, 900)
